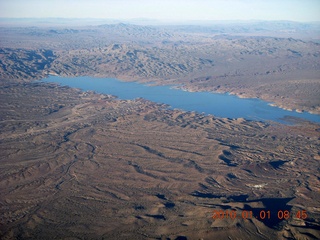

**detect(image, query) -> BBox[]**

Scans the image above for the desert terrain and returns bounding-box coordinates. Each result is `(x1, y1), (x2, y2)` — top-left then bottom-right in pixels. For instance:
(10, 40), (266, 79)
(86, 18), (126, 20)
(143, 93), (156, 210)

(0, 20), (319, 239)
(1, 21), (320, 113)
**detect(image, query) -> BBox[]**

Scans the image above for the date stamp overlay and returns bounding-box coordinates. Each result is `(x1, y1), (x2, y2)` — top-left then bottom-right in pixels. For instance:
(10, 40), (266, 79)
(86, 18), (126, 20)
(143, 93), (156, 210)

(212, 209), (307, 221)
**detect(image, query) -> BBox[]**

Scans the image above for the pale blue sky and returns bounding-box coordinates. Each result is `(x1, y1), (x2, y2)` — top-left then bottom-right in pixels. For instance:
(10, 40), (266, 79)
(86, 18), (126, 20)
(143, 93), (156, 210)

(0, 0), (319, 22)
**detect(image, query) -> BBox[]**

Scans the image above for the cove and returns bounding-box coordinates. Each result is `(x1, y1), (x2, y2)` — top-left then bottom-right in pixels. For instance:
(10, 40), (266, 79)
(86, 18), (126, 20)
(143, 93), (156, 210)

(42, 76), (320, 124)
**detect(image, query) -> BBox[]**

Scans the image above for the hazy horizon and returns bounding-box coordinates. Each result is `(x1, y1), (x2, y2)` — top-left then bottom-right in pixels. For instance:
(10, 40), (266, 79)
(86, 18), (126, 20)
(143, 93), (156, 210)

(1, 18), (320, 28)
(0, 0), (319, 22)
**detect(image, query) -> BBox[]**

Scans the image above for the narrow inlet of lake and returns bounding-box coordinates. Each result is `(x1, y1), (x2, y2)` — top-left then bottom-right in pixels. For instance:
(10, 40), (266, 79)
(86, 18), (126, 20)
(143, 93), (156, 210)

(42, 76), (320, 124)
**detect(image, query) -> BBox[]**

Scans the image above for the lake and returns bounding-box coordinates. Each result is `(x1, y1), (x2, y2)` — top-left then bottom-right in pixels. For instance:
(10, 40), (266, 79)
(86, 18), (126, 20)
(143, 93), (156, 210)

(42, 76), (320, 124)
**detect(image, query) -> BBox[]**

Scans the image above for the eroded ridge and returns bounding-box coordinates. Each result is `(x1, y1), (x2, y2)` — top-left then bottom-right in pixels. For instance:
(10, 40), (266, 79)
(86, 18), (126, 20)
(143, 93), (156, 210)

(0, 80), (319, 239)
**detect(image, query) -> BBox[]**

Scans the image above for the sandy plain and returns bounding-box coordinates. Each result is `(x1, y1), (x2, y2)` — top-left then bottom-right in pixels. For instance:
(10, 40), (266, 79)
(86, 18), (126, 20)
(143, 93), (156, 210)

(0, 20), (319, 239)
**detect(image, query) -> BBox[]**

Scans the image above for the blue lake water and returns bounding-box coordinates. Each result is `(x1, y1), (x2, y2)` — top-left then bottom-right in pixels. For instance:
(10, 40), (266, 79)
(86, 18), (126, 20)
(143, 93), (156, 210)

(42, 76), (320, 124)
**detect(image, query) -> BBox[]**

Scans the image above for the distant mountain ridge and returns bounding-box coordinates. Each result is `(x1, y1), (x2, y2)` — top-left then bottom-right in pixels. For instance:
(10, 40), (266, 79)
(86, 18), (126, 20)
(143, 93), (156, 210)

(162, 20), (320, 36)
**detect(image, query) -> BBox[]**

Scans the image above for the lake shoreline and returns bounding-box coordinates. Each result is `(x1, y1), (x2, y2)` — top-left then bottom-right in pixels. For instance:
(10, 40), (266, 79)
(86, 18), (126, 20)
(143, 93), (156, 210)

(172, 84), (319, 116)
(42, 75), (320, 124)
(45, 72), (320, 116)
